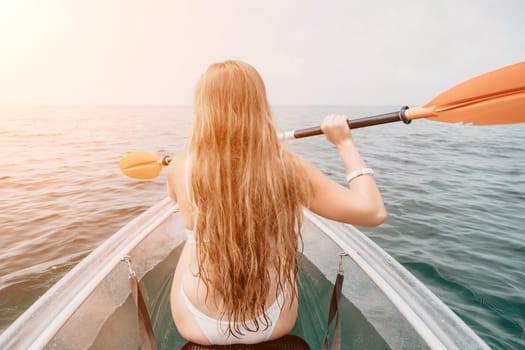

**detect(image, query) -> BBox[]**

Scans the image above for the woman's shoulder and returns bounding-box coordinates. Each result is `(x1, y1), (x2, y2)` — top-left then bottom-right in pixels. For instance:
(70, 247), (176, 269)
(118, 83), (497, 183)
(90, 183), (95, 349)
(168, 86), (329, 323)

(283, 150), (316, 173)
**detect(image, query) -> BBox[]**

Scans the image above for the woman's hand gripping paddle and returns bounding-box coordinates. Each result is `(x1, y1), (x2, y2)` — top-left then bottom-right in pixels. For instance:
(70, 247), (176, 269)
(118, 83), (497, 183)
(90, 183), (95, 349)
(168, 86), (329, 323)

(120, 61), (525, 179)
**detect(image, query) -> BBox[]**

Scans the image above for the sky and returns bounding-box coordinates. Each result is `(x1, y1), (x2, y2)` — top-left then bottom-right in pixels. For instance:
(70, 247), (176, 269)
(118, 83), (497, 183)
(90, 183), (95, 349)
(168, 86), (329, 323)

(0, 0), (523, 105)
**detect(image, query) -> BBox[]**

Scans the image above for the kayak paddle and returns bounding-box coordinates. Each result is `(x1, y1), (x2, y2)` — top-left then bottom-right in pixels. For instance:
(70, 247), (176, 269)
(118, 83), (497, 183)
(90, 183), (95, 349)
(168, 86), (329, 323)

(119, 152), (172, 180)
(120, 61), (525, 179)
(283, 60), (525, 140)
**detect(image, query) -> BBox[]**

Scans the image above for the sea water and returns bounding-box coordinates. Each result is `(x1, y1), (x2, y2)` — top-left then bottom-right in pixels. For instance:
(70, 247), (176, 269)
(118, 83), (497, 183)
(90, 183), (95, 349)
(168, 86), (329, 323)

(0, 105), (524, 349)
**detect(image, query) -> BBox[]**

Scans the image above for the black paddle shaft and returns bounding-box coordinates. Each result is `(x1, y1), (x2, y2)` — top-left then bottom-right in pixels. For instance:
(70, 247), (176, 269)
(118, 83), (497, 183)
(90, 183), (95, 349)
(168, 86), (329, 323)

(293, 106), (411, 139)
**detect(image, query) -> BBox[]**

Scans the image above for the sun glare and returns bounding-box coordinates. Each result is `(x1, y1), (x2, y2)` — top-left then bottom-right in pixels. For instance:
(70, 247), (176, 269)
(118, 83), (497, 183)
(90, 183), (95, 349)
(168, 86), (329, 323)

(0, 1), (27, 28)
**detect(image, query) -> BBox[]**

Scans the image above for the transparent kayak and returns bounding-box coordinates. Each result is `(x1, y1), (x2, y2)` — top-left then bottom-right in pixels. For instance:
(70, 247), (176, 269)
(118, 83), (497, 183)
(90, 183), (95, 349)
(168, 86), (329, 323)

(0, 198), (490, 349)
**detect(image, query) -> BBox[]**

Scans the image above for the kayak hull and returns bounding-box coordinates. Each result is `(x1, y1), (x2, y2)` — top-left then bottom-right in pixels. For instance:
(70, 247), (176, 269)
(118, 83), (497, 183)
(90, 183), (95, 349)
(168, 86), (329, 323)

(0, 198), (490, 349)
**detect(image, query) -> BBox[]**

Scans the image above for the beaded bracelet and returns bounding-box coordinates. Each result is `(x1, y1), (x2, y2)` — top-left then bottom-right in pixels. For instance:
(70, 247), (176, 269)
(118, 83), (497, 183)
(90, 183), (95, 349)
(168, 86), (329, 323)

(346, 168), (374, 183)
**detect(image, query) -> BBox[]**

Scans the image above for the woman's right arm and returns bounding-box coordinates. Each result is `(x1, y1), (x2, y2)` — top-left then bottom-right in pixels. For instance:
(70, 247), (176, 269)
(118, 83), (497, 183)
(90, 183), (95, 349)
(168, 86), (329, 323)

(299, 114), (387, 227)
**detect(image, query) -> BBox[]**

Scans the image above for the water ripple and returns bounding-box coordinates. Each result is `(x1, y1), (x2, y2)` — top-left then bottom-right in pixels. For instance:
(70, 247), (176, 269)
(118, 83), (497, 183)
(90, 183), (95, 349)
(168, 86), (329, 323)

(0, 105), (524, 349)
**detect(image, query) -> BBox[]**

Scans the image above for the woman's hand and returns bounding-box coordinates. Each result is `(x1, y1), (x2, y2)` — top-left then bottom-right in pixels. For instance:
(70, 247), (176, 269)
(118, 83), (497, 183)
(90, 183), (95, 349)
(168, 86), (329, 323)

(321, 114), (353, 148)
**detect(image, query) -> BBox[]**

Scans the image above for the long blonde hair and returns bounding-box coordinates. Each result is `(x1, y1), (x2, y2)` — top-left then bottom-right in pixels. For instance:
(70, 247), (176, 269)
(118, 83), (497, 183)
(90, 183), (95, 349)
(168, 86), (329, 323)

(188, 60), (310, 335)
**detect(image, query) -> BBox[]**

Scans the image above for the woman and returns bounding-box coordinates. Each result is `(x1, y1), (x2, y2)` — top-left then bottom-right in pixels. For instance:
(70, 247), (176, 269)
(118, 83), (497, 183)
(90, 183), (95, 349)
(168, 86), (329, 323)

(167, 60), (386, 345)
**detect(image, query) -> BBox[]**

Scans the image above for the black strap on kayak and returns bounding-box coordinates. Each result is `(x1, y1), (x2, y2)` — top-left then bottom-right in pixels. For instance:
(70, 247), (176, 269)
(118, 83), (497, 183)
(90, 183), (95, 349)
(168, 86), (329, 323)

(122, 256), (158, 350)
(182, 334), (310, 349)
(322, 253), (348, 350)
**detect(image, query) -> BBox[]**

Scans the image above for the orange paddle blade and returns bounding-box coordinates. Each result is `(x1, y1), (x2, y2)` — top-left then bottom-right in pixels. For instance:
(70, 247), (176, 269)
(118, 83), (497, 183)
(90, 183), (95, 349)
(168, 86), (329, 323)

(407, 61), (525, 125)
(119, 152), (163, 179)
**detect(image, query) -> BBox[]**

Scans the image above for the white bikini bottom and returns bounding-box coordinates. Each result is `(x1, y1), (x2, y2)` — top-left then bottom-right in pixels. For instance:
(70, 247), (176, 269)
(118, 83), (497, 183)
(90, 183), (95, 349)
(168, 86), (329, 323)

(180, 286), (285, 345)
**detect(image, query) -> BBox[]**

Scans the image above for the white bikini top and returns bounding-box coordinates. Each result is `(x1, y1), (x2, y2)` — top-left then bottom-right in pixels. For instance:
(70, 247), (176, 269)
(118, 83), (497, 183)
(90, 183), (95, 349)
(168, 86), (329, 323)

(185, 229), (197, 245)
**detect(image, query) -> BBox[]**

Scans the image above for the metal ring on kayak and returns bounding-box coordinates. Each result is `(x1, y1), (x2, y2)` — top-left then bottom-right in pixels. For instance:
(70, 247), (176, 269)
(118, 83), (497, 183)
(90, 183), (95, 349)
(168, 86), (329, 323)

(121, 256), (136, 277)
